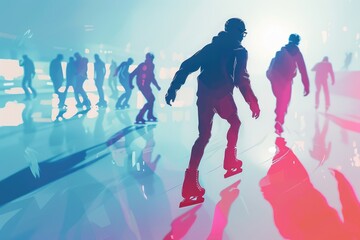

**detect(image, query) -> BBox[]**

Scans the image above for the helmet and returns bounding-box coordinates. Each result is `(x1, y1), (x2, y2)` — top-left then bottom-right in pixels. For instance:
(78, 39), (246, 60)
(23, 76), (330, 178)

(225, 18), (246, 33)
(289, 34), (301, 45)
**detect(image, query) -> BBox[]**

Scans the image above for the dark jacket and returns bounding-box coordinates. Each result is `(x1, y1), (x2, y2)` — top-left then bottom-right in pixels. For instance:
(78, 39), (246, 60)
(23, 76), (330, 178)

(267, 43), (309, 91)
(168, 31), (257, 103)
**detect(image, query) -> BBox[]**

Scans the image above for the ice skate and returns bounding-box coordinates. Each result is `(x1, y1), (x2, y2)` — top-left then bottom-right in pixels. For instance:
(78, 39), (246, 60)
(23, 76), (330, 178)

(179, 168), (205, 208)
(135, 116), (146, 125)
(96, 101), (107, 108)
(224, 147), (243, 179)
(147, 116), (158, 122)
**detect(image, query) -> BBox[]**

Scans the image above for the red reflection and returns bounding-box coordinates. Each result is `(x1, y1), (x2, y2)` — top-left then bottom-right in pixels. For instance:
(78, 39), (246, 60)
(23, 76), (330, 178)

(260, 137), (357, 239)
(163, 205), (202, 240)
(326, 113), (360, 133)
(331, 169), (360, 238)
(207, 180), (241, 240)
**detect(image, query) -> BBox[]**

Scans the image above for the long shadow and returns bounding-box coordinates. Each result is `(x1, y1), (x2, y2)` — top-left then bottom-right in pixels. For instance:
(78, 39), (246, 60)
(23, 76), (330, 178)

(207, 180), (241, 240)
(259, 137), (359, 239)
(331, 169), (360, 238)
(325, 113), (360, 133)
(163, 205), (202, 240)
(0, 123), (144, 206)
(120, 124), (172, 240)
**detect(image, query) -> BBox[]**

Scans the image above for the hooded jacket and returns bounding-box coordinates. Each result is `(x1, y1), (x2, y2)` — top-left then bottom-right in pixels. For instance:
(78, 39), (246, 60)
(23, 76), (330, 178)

(267, 42), (309, 92)
(168, 31), (258, 104)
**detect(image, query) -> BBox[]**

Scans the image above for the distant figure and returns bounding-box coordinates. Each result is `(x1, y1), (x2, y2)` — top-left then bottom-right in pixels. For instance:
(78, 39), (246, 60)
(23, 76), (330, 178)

(74, 52), (91, 108)
(19, 55), (36, 100)
(165, 18), (260, 208)
(130, 53), (161, 123)
(266, 33), (310, 135)
(94, 54), (107, 107)
(58, 57), (77, 108)
(49, 54), (64, 97)
(115, 58), (134, 109)
(312, 56), (335, 111)
(343, 52), (353, 70)
(108, 60), (118, 98)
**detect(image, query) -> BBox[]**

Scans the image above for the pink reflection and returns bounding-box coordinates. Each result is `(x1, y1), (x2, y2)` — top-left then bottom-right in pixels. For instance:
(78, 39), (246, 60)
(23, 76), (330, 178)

(326, 113), (360, 133)
(260, 137), (358, 239)
(331, 169), (360, 238)
(207, 180), (240, 240)
(309, 114), (331, 166)
(163, 205), (202, 240)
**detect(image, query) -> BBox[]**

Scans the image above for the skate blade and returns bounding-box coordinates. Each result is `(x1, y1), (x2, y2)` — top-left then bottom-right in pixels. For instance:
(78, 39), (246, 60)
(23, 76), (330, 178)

(224, 168), (243, 179)
(179, 196), (204, 208)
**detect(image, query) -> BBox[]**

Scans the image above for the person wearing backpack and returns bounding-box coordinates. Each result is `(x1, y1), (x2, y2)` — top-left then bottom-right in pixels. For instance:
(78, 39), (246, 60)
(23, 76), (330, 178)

(266, 33), (310, 135)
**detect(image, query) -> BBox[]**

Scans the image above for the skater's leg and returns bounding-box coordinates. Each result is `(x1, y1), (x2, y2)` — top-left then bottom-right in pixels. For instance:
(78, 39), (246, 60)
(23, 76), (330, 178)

(188, 99), (215, 170)
(22, 77), (31, 100)
(216, 94), (243, 178)
(180, 99), (214, 207)
(323, 80), (330, 111)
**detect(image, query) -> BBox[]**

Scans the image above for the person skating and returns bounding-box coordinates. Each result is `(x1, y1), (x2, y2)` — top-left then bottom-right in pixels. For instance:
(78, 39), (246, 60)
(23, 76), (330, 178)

(165, 18), (260, 207)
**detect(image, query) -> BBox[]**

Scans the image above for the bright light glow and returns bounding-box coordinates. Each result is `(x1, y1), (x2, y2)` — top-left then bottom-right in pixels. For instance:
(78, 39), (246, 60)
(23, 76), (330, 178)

(0, 59), (23, 80)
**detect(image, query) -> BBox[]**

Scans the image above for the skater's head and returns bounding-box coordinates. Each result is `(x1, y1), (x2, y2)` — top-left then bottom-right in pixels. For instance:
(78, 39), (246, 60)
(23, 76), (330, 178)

(56, 54), (64, 61)
(94, 54), (100, 61)
(68, 57), (74, 63)
(145, 52), (154, 62)
(322, 56), (329, 62)
(288, 33), (301, 45)
(22, 54), (28, 60)
(225, 18), (247, 41)
(74, 52), (81, 60)
(127, 58), (134, 64)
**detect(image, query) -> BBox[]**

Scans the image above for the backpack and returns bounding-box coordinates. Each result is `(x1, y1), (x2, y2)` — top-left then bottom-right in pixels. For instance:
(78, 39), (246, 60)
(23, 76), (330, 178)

(266, 47), (296, 81)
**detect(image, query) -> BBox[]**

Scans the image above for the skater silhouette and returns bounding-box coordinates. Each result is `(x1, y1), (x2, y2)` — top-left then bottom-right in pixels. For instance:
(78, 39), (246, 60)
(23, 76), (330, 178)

(312, 56), (335, 111)
(49, 54), (64, 98)
(19, 54), (37, 100)
(130, 53), (161, 123)
(342, 52), (352, 70)
(115, 58), (134, 109)
(108, 60), (118, 98)
(266, 33), (310, 135)
(59, 57), (77, 108)
(94, 54), (107, 107)
(74, 52), (91, 109)
(165, 18), (260, 207)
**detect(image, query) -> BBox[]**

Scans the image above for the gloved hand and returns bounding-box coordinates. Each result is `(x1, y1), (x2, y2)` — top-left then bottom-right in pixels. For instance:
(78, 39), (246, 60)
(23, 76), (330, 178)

(165, 89), (176, 106)
(250, 101), (260, 119)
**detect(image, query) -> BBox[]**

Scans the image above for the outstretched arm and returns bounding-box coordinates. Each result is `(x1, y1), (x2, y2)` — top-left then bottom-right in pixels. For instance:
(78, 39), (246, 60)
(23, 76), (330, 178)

(129, 65), (139, 89)
(152, 77), (161, 91)
(165, 49), (203, 106)
(295, 51), (310, 96)
(234, 48), (260, 118)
